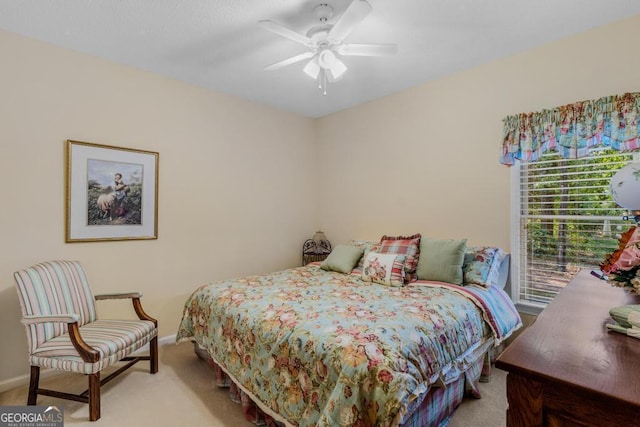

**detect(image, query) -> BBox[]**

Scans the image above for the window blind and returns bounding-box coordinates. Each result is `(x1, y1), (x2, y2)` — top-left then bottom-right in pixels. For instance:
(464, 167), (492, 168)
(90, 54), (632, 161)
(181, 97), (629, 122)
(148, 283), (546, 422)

(516, 150), (636, 307)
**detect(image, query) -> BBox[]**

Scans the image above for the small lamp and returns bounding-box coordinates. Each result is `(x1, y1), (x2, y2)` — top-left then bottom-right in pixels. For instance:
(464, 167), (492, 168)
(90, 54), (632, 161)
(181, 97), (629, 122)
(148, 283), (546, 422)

(610, 162), (640, 224)
(302, 231), (332, 265)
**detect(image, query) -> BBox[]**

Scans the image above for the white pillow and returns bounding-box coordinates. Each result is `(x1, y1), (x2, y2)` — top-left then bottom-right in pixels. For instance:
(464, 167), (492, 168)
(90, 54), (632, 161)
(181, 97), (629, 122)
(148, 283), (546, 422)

(361, 252), (406, 287)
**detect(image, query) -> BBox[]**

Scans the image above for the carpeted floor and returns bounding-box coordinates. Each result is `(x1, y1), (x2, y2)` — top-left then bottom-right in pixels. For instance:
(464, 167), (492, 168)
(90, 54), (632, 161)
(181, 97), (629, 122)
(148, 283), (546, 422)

(0, 341), (507, 426)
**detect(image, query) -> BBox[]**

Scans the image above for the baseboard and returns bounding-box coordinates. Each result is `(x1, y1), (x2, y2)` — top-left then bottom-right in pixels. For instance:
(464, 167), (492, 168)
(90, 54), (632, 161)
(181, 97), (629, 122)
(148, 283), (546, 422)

(0, 368), (61, 395)
(0, 334), (176, 394)
(133, 333), (176, 353)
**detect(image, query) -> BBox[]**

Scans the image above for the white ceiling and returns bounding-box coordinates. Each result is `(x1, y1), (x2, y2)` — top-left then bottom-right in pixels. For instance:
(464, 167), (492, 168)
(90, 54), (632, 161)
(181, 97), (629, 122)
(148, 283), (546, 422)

(1, 1), (639, 118)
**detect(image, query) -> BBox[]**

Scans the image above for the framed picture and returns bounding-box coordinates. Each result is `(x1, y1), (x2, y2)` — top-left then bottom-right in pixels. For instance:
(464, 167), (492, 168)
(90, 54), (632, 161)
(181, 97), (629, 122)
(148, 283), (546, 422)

(66, 140), (159, 242)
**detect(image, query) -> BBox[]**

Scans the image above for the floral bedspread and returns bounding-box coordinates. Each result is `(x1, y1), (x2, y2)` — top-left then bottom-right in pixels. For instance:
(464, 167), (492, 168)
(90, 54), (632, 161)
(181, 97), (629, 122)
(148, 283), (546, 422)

(176, 265), (520, 426)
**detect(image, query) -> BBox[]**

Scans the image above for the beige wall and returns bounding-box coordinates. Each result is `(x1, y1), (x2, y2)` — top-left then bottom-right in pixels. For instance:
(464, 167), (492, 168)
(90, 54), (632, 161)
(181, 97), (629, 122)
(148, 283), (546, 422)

(316, 15), (640, 249)
(2, 14), (639, 388)
(0, 29), (317, 386)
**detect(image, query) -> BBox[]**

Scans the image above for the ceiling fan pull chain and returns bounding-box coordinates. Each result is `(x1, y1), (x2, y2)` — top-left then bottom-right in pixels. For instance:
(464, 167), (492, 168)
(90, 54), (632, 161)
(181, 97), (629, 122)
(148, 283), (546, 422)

(323, 69), (328, 95)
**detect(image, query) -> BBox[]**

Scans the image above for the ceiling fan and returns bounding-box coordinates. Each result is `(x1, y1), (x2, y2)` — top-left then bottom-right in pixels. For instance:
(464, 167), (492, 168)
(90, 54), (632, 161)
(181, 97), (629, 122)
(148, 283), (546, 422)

(259, 0), (398, 95)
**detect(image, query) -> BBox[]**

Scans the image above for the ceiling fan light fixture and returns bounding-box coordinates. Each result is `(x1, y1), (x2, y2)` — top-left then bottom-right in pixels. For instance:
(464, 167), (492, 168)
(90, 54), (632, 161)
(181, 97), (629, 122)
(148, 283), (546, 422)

(260, 0), (395, 94)
(329, 58), (347, 79)
(303, 58), (320, 79)
(318, 49), (336, 69)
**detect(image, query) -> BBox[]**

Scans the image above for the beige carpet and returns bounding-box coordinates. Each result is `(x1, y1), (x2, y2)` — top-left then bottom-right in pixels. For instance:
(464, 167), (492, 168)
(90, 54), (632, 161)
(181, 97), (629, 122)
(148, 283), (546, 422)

(0, 342), (507, 426)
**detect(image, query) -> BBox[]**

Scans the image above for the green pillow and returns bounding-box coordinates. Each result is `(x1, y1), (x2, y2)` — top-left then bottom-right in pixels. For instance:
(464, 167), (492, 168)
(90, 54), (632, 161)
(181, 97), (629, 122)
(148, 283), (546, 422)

(416, 238), (467, 284)
(320, 244), (364, 274)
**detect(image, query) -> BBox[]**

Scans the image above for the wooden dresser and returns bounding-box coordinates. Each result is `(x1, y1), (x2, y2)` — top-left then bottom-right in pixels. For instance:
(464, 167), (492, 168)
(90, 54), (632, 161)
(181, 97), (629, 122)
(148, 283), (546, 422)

(495, 269), (640, 426)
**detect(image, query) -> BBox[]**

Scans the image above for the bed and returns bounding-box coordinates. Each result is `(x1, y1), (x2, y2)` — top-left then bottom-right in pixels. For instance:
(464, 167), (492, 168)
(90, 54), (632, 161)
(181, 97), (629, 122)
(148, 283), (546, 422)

(176, 239), (521, 427)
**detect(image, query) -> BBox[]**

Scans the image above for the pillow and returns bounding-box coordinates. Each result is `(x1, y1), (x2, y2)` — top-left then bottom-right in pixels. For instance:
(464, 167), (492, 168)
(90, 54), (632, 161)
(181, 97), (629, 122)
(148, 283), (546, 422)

(416, 238), (467, 284)
(361, 252), (406, 287)
(320, 244), (364, 274)
(349, 240), (381, 270)
(463, 246), (506, 288)
(378, 234), (421, 283)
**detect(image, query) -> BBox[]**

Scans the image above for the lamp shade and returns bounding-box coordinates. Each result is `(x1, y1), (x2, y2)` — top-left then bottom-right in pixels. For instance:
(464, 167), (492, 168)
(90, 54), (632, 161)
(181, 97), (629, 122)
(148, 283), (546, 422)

(610, 162), (640, 211)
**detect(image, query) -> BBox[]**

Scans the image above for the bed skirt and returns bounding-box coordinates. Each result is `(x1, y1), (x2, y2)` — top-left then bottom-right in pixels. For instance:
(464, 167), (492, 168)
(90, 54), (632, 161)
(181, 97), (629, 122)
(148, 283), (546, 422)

(192, 341), (496, 427)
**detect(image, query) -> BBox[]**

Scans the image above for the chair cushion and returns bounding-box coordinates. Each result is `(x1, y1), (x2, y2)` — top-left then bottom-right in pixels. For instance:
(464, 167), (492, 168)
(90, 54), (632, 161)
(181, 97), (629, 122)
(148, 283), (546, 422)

(30, 319), (157, 374)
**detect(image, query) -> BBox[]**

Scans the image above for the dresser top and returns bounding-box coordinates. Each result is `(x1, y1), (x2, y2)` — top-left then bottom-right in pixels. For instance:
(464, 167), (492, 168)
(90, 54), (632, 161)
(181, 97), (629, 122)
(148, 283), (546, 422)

(496, 269), (640, 406)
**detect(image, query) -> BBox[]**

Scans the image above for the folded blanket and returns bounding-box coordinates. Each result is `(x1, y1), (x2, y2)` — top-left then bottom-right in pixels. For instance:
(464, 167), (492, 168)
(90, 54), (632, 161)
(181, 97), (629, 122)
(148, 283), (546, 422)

(413, 281), (522, 345)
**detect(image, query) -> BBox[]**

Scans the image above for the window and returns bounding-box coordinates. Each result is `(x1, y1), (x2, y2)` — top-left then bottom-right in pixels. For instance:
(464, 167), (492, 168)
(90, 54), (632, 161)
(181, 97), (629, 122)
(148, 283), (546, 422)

(511, 149), (638, 314)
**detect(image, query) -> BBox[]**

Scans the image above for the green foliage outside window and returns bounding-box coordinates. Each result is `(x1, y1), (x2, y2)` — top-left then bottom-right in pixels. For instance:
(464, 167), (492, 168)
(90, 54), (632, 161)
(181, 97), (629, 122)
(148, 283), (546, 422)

(520, 149), (633, 303)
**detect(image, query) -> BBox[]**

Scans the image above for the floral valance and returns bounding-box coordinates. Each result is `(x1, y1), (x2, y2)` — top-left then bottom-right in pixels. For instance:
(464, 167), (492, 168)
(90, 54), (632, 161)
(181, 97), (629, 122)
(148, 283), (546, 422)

(500, 92), (640, 166)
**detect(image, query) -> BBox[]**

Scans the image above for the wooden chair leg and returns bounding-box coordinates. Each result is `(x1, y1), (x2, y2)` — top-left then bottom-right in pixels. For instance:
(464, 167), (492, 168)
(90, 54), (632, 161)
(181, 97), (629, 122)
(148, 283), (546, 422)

(150, 336), (158, 374)
(27, 366), (39, 405)
(88, 372), (100, 421)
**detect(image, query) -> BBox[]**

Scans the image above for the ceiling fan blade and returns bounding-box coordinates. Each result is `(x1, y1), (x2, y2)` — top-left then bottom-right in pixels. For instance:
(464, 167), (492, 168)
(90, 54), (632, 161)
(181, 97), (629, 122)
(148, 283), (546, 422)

(259, 20), (313, 47)
(264, 51), (315, 71)
(338, 43), (398, 56)
(327, 0), (372, 43)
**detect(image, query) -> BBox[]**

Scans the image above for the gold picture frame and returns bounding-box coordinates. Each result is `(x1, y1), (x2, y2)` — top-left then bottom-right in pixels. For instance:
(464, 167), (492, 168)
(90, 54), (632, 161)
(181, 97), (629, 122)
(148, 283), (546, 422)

(66, 140), (159, 242)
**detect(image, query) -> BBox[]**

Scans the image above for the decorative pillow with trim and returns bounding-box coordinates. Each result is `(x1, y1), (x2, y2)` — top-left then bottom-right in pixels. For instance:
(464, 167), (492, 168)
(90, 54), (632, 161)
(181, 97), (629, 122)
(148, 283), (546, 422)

(463, 246), (506, 288)
(320, 244), (364, 274)
(361, 252), (406, 287)
(416, 238), (467, 285)
(378, 233), (421, 283)
(350, 240), (381, 270)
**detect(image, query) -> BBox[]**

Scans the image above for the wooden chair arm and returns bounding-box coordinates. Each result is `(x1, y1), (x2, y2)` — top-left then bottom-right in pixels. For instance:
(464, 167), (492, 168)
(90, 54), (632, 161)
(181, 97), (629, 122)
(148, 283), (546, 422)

(94, 292), (142, 300)
(132, 298), (157, 326)
(67, 322), (100, 363)
(20, 314), (99, 363)
(94, 293), (157, 326)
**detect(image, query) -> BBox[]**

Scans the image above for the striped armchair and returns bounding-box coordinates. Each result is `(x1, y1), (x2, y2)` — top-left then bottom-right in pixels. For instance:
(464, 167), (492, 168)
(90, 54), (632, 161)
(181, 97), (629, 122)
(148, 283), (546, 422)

(14, 260), (158, 421)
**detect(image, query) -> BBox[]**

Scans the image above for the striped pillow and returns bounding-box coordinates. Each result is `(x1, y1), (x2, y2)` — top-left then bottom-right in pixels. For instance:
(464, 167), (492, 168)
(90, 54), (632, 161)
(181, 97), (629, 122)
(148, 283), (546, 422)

(361, 252), (406, 287)
(379, 234), (421, 283)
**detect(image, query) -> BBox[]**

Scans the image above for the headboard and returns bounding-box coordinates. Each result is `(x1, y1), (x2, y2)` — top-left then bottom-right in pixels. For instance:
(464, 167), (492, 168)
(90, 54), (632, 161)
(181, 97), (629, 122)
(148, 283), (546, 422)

(497, 253), (511, 296)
